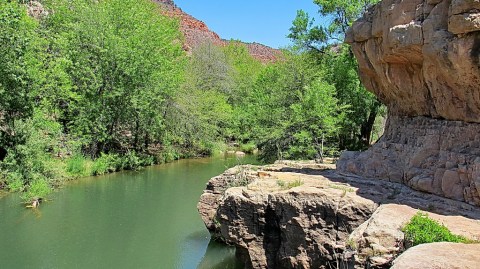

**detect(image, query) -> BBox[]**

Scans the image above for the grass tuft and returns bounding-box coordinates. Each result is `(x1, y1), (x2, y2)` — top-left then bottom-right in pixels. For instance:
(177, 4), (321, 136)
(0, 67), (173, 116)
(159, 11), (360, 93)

(402, 212), (475, 247)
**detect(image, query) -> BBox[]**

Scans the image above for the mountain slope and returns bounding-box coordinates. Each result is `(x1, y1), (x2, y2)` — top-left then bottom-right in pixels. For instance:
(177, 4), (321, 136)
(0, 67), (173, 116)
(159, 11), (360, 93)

(153, 0), (281, 62)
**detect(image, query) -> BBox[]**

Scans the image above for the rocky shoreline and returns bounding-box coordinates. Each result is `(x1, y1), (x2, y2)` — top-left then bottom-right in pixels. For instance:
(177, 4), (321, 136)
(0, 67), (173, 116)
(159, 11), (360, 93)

(196, 0), (480, 267)
(197, 161), (480, 269)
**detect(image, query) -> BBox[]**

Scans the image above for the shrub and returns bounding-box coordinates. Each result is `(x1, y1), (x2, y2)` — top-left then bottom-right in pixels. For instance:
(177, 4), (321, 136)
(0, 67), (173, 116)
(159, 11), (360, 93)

(156, 146), (179, 164)
(91, 153), (121, 176)
(66, 155), (87, 177)
(403, 212), (473, 247)
(277, 179), (303, 190)
(239, 141), (256, 154)
(121, 151), (142, 171)
(6, 172), (24, 192)
(21, 178), (51, 202)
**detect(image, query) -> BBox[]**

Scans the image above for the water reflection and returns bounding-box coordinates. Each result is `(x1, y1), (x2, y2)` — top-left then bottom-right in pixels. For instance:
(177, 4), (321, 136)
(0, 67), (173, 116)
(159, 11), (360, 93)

(0, 156), (259, 269)
(197, 240), (244, 269)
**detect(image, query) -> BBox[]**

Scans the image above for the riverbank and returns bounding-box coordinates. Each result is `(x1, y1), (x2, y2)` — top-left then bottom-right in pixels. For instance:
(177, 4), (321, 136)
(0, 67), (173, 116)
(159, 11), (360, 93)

(0, 155), (256, 268)
(1, 149), (249, 206)
(198, 161), (480, 268)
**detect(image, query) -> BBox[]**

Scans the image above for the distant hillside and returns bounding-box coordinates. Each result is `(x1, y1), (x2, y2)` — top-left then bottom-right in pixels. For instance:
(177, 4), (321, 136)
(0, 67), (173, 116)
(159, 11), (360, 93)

(153, 0), (281, 62)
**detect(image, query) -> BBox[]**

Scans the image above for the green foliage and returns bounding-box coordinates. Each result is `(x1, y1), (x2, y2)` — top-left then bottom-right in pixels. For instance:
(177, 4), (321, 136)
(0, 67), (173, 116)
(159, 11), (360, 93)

(42, 0), (186, 157)
(91, 153), (122, 175)
(0, 0), (387, 204)
(239, 142), (257, 154)
(172, 41), (235, 152)
(0, 1), (41, 148)
(289, 0), (380, 50)
(66, 155), (87, 177)
(247, 52), (345, 162)
(0, 0), (191, 201)
(403, 213), (474, 247)
(21, 178), (52, 203)
(1, 110), (66, 188)
(320, 44), (381, 149)
(121, 151), (150, 171)
(277, 179), (303, 190)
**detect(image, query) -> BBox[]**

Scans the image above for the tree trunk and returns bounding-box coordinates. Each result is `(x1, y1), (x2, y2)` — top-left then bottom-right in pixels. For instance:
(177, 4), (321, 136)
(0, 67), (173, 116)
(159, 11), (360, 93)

(0, 147), (7, 161)
(360, 100), (381, 146)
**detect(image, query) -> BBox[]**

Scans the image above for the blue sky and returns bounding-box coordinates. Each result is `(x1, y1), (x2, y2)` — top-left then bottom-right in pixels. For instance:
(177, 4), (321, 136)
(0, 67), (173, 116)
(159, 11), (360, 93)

(174, 0), (325, 49)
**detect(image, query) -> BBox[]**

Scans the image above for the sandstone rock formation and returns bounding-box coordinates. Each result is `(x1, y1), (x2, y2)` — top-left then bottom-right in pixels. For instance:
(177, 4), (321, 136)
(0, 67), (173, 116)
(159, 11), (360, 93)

(340, 0), (480, 206)
(153, 0), (281, 62)
(349, 204), (480, 268)
(391, 242), (480, 269)
(198, 162), (480, 269)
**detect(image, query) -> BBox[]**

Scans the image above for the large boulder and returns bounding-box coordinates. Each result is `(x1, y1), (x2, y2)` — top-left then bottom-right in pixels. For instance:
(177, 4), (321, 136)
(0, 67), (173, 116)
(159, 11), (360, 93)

(391, 242), (480, 269)
(198, 163), (480, 269)
(341, 0), (480, 206)
(349, 204), (480, 268)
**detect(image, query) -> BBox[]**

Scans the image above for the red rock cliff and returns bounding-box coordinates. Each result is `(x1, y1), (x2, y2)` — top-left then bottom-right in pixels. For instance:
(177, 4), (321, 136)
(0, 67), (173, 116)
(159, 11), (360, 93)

(153, 0), (281, 62)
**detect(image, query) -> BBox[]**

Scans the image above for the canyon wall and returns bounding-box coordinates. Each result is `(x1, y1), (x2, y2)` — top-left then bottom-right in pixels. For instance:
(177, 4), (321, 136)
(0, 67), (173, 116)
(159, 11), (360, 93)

(339, 0), (480, 206)
(153, 0), (280, 62)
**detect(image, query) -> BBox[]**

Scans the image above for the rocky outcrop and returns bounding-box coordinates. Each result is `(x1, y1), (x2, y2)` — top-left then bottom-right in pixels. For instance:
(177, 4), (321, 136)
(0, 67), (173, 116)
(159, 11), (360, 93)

(153, 0), (281, 62)
(391, 242), (480, 269)
(341, 0), (480, 205)
(27, 1), (48, 19)
(198, 162), (480, 269)
(349, 204), (480, 268)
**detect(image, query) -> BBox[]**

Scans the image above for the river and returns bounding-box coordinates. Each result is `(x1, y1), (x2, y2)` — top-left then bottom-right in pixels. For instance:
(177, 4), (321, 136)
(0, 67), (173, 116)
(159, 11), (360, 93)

(0, 155), (257, 269)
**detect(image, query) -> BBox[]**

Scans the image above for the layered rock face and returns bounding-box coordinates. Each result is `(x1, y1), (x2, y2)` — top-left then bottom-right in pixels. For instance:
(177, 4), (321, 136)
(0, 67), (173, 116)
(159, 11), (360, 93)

(340, 0), (480, 205)
(199, 164), (377, 268)
(198, 162), (480, 269)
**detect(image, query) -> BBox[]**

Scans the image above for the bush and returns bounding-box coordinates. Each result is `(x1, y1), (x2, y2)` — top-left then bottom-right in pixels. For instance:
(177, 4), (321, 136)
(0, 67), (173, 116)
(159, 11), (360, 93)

(403, 212), (473, 247)
(66, 155), (87, 177)
(156, 146), (180, 164)
(21, 178), (52, 202)
(6, 172), (24, 192)
(91, 153), (121, 176)
(121, 151), (142, 171)
(239, 141), (256, 154)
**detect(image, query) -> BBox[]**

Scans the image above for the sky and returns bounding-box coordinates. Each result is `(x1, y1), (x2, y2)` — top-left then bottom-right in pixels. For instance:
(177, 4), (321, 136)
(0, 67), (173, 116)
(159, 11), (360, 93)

(174, 0), (327, 49)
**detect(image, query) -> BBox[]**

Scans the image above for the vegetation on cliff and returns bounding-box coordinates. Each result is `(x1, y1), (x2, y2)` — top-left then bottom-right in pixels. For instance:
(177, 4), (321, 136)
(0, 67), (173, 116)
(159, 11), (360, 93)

(0, 0), (382, 201)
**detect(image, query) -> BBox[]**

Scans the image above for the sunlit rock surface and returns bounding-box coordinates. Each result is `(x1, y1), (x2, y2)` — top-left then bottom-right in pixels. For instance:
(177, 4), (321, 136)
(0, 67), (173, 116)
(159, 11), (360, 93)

(341, 0), (480, 205)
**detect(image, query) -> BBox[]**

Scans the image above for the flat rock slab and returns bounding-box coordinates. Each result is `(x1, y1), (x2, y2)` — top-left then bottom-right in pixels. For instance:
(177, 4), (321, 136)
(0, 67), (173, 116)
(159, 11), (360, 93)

(391, 242), (480, 269)
(198, 162), (480, 269)
(350, 204), (480, 268)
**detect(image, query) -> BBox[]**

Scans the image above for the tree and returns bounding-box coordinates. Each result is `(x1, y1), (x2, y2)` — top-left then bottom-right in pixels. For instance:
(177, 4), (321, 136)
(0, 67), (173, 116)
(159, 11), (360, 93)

(288, 0), (382, 149)
(171, 41), (234, 154)
(0, 1), (41, 152)
(242, 52), (344, 162)
(288, 0), (380, 50)
(43, 0), (186, 156)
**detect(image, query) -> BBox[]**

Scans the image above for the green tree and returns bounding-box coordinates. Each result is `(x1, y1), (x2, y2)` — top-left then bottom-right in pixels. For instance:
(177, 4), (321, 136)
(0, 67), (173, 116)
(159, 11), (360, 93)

(43, 0), (186, 156)
(222, 41), (265, 142)
(170, 41), (235, 155)
(288, 0), (382, 149)
(288, 0), (379, 50)
(244, 52), (344, 162)
(0, 1), (41, 154)
(320, 45), (381, 149)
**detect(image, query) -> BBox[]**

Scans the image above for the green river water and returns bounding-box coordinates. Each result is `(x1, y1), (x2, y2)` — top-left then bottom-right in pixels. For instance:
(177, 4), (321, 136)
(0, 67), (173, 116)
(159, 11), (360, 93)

(0, 155), (258, 269)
